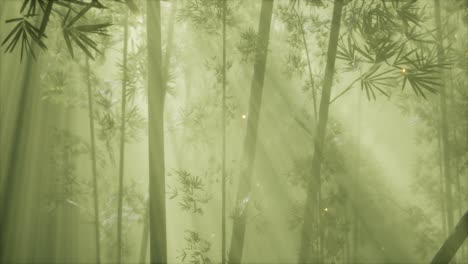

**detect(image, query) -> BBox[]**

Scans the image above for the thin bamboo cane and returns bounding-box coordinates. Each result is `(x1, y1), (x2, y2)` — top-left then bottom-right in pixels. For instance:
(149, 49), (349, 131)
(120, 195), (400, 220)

(117, 8), (129, 264)
(86, 57), (101, 264)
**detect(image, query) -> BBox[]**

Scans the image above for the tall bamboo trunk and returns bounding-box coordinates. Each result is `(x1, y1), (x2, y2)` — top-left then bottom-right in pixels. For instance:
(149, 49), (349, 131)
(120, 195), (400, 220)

(431, 211), (468, 264)
(227, 1), (274, 263)
(296, 12), (322, 260)
(448, 70), (463, 223)
(450, 7), (467, 261)
(434, 0), (454, 231)
(447, 10), (464, 227)
(139, 2), (177, 262)
(139, 204), (150, 263)
(452, 120), (463, 264)
(464, 2), (468, 260)
(317, 183), (323, 262)
(0, 0), (4, 123)
(352, 88), (362, 263)
(86, 58), (102, 264)
(0, 1), (53, 259)
(297, 0), (344, 263)
(437, 124), (448, 237)
(221, 0), (227, 263)
(0, 56), (36, 262)
(117, 9), (130, 264)
(147, 1), (167, 263)
(0, 0), (5, 200)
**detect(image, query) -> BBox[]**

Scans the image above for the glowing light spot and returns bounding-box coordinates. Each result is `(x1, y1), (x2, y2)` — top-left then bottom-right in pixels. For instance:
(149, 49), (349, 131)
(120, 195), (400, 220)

(401, 68), (406, 73)
(137, 16), (144, 24)
(242, 114), (247, 119)
(324, 207), (328, 212)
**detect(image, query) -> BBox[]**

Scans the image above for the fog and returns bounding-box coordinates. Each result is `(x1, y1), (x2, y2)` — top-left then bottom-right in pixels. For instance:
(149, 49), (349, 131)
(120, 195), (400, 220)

(0, 0), (467, 263)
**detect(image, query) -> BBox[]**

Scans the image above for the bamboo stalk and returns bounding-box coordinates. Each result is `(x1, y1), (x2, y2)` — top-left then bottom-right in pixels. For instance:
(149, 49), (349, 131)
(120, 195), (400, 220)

(227, 1), (274, 263)
(434, 0), (455, 231)
(463, 2), (468, 260)
(117, 9), (129, 264)
(438, 123), (448, 237)
(431, 212), (468, 264)
(147, 0), (167, 262)
(293, 7), (317, 120)
(139, 206), (149, 264)
(138, 2), (177, 262)
(352, 88), (362, 263)
(0, 1), (53, 259)
(221, 0), (227, 263)
(297, 0), (344, 262)
(294, 12), (324, 259)
(86, 57), (101, 264)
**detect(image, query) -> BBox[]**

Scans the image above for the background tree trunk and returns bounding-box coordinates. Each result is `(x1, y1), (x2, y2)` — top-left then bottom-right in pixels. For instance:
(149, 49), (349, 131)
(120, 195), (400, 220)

(221, 0), (227, 263)
(86, 58), (102, 264)
(0, 1), (53, 259)
(434, 0), (454, 231)
(431, 212), (468, 264)
(438, 126), (448, 237)
(139, 205), (150, 263)
(117, 9), (129, 264)
(298, 0), (344, 262)
(228, 1), (274, 263)
(147, 1), (167, 263)
(352, 88), (362, 263)
(139, 2), (176, 262)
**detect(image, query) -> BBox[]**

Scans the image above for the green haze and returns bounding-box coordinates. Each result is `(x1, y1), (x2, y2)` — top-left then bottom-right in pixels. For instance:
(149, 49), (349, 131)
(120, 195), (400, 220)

(0, 0), (467, 263)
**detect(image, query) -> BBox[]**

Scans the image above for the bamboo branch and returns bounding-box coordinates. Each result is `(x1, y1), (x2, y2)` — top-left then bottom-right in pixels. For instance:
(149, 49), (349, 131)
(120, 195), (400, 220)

(329, 76), (361, 104)
(293, 7), (318, 120)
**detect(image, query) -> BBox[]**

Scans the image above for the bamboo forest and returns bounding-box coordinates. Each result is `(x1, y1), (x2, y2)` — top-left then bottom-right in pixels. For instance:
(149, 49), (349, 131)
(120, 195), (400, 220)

(1, 0), (468, 263)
